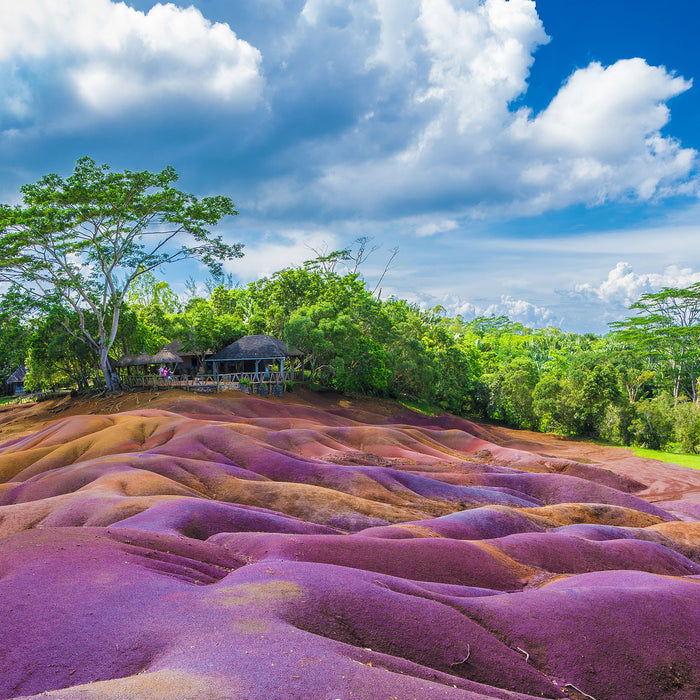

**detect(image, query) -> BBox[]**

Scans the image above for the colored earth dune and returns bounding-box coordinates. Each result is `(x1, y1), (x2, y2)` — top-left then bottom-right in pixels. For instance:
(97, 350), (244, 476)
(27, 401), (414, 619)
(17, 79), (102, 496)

(0, 389), (699, 699)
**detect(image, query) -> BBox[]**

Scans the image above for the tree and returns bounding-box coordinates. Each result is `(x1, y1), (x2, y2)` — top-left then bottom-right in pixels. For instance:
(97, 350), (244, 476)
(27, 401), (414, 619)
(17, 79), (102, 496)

(0, 157), (241, 390)
(488, 356), (539, 429)
(172, 296), (245, 366)
(0, 290), (29, 392)
(25, 311), (96, 391)
(611, 283), (700, 401)
(533, 358), (619, 436)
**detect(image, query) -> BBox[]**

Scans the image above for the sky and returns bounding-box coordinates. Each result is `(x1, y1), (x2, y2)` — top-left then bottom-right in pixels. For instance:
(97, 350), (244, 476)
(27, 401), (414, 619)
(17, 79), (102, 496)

(1, 0), (699, 333)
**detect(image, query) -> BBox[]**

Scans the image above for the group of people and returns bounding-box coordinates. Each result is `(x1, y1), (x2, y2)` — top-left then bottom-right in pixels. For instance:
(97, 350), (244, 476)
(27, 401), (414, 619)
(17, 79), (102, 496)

(158, 365), (173, 381)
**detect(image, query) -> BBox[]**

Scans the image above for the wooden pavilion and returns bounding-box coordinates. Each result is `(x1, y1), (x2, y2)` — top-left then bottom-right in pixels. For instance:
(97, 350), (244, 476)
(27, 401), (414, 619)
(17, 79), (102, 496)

(206, 334), (304, 384)
(114, 334), (304, 393)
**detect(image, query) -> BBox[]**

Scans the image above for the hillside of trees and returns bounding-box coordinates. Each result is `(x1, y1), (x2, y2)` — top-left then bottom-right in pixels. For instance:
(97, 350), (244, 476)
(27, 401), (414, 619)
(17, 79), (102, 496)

(2, 245), (700, 455)
(1, 160), (698, 454)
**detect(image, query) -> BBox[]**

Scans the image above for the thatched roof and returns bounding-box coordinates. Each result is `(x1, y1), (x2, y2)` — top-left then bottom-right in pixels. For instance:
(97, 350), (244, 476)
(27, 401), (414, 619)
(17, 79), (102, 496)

(152, 348), (183, 364)
(7, 365), (26, 384)
(208, 335), (303, 361)
(132, 352), (157, 366)
(116, 347), (183, 367)
(115, 354), (137, 368)
(164, 340), (202, 358)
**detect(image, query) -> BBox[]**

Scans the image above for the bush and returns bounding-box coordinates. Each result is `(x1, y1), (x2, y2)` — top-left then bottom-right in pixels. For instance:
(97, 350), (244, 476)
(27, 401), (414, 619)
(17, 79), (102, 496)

(629, 395), (675, 450)
(599, 403), (638, 446)
(674, 401), (700, 454)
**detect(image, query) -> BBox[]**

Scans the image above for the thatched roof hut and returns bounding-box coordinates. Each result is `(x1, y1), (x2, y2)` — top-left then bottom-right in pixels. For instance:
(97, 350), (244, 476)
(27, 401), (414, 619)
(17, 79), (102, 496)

(208, 335), (303, 362)
(115, 354), (137, 368)
(207, 335), (304, 380)
(152, 348), (183, 364)
(116, 348), (183, 369)
(6, 365), (27, 394)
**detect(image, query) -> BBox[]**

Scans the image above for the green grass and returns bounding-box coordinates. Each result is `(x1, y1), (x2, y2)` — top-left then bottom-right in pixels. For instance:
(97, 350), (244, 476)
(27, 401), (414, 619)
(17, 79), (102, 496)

(630, 446), (700, 470)
(396, 397), (443, 416)
(0, 395), (22, 406)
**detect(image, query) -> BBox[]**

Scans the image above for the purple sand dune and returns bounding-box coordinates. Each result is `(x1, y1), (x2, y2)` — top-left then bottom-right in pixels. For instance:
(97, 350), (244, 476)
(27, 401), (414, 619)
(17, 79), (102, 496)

(459, 570), (700, 700)
(435, 471), (675, 518)
(115, 498), (340, 537)
(1, 394), (699, 699)
(486, 531), (700, 576)
(359, 505), (547, 540)
(210, 531), (537, 590)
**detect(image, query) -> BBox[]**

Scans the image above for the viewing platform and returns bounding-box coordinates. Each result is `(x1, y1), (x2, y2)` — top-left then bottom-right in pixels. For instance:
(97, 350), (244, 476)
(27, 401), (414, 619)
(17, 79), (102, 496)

(121, 370), (302, 396)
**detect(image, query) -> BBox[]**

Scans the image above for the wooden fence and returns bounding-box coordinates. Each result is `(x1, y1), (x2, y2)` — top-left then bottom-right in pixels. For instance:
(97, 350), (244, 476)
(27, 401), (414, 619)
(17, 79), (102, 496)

(121, 371), (297, 395)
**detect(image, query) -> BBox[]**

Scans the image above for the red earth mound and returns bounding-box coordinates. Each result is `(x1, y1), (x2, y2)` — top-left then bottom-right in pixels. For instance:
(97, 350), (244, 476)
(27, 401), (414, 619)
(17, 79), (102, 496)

(0, 389), (699, 699)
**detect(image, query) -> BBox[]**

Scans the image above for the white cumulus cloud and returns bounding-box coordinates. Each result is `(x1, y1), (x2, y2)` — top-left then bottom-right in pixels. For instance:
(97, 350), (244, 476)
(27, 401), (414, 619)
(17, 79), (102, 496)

(295, 0), (696, 220)
(415, 291), (556, 328)
(415, 218), (459, 237)
(0, 0), (264, 126)
(511, 58), (695, 207)
(574, 262), (700, 307)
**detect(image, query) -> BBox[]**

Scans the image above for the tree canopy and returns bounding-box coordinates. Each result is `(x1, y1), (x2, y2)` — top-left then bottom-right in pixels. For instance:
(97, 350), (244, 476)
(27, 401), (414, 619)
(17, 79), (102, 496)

(0, 157), (241, 390)
(610, 283), (700, 401)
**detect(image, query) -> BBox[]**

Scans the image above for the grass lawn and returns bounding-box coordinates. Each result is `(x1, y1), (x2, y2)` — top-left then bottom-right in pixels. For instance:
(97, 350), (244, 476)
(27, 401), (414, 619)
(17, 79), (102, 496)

(630, 446), (700, 470)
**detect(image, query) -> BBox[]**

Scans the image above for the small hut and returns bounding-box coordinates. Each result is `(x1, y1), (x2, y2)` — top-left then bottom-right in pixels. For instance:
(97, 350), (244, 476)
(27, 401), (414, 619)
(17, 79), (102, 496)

(162, 341), (202, 375)
(133, 351), (157, 368)
(152, 347), (184, 367)
(116, 347), (183, 372)
(207, 334), (304, 383)
(6, 365), (27, 394)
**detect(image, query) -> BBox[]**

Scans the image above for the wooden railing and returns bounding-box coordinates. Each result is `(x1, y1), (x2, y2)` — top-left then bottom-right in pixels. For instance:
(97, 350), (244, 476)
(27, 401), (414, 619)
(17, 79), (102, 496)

(120, 371), (298, 393)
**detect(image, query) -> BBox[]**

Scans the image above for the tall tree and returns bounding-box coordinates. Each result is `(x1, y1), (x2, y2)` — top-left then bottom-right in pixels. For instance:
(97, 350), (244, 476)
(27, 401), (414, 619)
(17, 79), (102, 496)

(611, 283), (700, 401)
(0, 157), (242, 390)
(0, 290), (30, 392)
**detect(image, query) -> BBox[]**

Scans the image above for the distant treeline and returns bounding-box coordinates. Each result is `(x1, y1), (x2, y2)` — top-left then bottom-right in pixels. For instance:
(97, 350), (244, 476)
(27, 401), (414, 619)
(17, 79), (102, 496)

(2, 251), (700, 454)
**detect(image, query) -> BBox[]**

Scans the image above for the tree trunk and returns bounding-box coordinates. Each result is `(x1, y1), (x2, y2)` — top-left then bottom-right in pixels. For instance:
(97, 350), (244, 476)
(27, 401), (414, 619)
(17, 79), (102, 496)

(99, 348), (122, 391)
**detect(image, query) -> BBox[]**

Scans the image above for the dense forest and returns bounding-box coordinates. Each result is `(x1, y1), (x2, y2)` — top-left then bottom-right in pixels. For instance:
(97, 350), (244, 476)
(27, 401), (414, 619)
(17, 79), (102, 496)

(1, 160), (699, 455)
(2, 244), (700, 455)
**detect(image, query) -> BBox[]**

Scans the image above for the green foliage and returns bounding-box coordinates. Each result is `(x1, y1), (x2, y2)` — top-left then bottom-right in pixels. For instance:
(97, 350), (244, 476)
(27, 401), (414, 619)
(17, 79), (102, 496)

(170, 295), (245, 362)
(611, 283), (700, 400)
(0, 157), (241, 390)
(487, 356), (539, 429)
(628, 395), (676, 450)
(0, 291), (30, 391)
(672, 401), (700, 454)
(25, 311), (96, 391)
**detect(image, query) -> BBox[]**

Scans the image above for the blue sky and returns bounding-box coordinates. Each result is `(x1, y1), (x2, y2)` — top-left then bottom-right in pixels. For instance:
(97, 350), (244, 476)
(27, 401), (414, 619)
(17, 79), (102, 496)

(1, 0), (699, 333)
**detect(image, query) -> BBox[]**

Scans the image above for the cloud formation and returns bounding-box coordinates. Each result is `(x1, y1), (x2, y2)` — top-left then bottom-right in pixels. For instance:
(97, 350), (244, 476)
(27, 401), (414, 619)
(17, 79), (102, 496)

(0, 0), (263, 130)
(408, 290), (557, 328)
(574, 262), (700, 307)
(211, 0), (693, 226)
(223, 229), (343, 282)
(1, 0), (696, 220)
(0, 0), (698, 333)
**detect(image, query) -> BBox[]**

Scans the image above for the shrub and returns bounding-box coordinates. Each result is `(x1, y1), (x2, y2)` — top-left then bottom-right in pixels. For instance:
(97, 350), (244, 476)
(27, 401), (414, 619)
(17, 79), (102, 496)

(673, 401), (700, 454)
